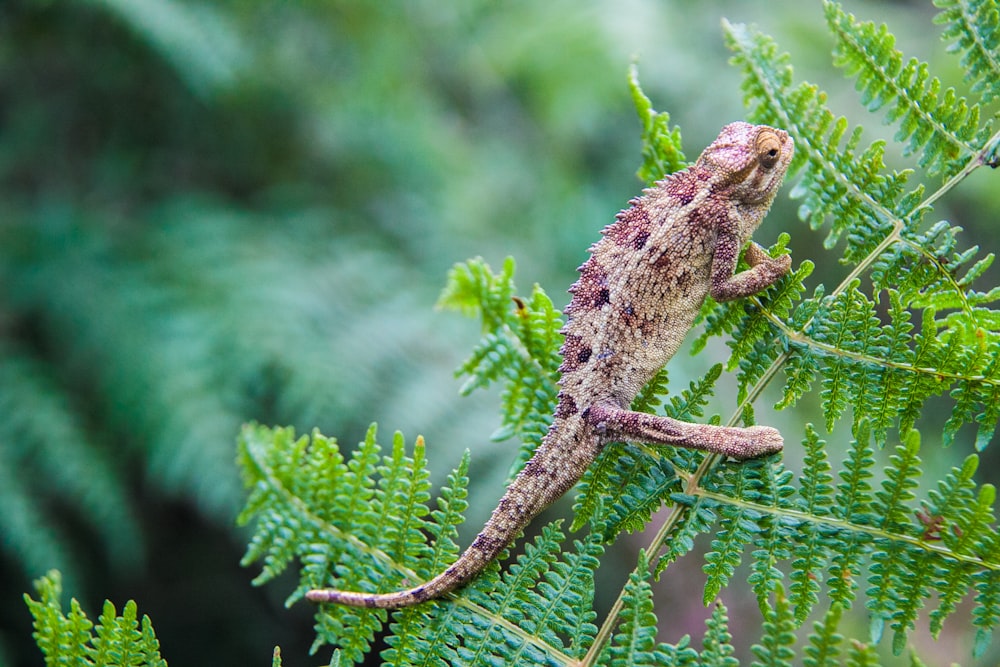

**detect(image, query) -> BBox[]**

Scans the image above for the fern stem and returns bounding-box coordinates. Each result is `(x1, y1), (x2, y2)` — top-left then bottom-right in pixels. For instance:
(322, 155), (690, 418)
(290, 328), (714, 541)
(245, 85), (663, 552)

(921, 127), (1000, 210)
(752, 301), (999, 386)
(583, 490), (695, 666)
(694, 486), (998, 571)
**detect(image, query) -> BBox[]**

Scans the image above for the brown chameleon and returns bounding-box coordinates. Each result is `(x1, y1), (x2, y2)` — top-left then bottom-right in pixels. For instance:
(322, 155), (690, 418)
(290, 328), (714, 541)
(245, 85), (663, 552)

(306, 121), (794, 608)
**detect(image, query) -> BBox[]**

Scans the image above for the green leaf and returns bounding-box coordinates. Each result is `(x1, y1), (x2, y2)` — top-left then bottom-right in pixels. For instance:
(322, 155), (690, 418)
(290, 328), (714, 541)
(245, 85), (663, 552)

(24, 570), (167, 667)
(628, 64), (687, 184)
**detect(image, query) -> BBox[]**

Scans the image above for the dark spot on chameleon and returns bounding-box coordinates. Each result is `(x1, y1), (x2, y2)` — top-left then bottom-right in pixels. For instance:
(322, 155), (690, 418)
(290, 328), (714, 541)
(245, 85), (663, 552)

(605, 202), (652, 247)
(620, 304), (638, 328)
(632, 231), (649, 249)
(559, 334), (588, 373)
(596, 349), (614, 361)
(688, 207), (710, 228)
(555, 392), (578, 418)
(521, 461), (547, 478)
(473, 534), (504, 552)
(671, 181), (697, 206)
(653, 249), (674, 269)
(567, 260), (610, 312)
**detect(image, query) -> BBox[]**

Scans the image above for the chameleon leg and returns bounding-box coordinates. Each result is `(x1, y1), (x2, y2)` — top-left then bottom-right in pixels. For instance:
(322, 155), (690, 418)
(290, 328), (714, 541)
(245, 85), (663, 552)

(583, 403), (782, 460)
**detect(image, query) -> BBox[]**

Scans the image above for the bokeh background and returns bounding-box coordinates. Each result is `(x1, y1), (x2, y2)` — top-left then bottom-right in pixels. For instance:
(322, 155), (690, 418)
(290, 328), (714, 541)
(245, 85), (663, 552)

(1, 1), (997, 665)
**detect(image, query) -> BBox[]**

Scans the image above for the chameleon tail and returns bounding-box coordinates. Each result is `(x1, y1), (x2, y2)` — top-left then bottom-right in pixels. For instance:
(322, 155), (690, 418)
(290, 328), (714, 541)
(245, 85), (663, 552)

(306, 416), (597, 609)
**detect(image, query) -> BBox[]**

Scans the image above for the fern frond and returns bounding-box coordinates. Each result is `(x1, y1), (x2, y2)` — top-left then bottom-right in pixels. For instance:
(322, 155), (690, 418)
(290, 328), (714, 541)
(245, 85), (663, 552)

(701, 602), (739, 667)
(238, 423), (609, 665)
(825, 1), (991, 179)
(845, 639), (880, 667)
(923, 455), (979, 636)
(702, 459), (768, 604)
(24, 570), (167, 667)
(828, 429), (875, 609)
(724, 19), (910, 263)
(439, 257), (561, 468)
(750, 586), (797, 667)
(973, 565), (1000, 658)
(596, 445), (681, 540)
(654, 496), (719, 577)
(238, 424), (437, 660)
(748, 461), (796, 606)
(601, 551), (659, 667)
(573, 363), (721, 544)
(628, 63), (687, 184)
(804, 604), (844, 667)
(789, 427), (835, 622)
(933, 0), (1000, 105)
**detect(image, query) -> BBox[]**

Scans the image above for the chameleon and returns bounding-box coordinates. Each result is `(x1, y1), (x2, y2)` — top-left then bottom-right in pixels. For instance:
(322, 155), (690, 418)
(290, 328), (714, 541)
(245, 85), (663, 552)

(306, 121), (794, 609)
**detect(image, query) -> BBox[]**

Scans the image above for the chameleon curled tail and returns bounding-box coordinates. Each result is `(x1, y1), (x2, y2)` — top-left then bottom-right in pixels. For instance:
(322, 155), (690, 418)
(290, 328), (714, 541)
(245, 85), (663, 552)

(306, 121), (794, 609)
(306, 419), (597, 608)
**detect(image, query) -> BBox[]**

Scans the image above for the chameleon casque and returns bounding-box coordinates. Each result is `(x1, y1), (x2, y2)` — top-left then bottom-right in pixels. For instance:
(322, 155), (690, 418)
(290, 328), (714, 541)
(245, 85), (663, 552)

(306, 121), (794, 609)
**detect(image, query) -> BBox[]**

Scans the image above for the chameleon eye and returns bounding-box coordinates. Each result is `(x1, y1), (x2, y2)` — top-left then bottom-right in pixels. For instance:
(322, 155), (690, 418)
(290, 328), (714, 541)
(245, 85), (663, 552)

(756, 132), (782, 170)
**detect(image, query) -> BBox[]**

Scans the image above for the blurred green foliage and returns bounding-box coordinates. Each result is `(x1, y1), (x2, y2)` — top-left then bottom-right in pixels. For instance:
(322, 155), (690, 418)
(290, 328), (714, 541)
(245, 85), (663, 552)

(1, 1), (997, 665)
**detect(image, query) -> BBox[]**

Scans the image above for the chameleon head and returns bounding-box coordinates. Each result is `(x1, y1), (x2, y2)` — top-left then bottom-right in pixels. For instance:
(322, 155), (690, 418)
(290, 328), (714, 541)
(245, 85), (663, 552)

(697, 121), (794, 205)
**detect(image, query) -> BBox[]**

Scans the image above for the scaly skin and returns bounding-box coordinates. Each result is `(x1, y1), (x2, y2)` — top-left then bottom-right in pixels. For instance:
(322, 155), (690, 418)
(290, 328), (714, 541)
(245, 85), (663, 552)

(306, 121), (794, 608)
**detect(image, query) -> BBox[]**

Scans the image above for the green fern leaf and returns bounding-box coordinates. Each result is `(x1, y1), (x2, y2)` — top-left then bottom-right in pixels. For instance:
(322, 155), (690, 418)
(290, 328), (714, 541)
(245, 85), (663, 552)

(845, 639), (881, 667)
(804, 604), (844, 667)
(437, 256), (516, 328)
(701, 602), (739, 667)
(874, 430), (922, 534)
(573, 364), (718, 537)
(789, 427), (835, 622)
(440, 257), (561, 468)
(724, 20), (911, 263)
(865, 432), (923, 651)
(703, 460), (769, 604)
(654, 496), (719, 577)
(238, 424), (443, 661)
(933, 0), (1000, 104)
(750, 587), (797, 667)
(382, 602), (463, 667)
(602, 551), (659, 667)
(631, 366), (671, 415)
(24, 570), (167, 667)
(825, 0), (991, 179)
(973, 566), (1000, 659)
(828, 427), (877, 607)
(628, 64), (687, 184)
(776, 344), (820, 410)
(598, 445), (682, 540)
(748, 461), (796, 606)
(924, 455), (981, 637)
